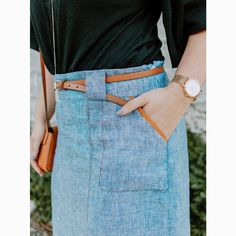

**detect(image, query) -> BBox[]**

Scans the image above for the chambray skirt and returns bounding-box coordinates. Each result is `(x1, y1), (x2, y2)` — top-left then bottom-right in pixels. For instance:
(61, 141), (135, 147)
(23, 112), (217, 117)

(51, 60), (190, 236)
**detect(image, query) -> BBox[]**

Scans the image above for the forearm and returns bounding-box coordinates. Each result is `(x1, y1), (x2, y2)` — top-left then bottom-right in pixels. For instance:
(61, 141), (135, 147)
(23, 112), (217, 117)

(116, 30), (206, 139)
(168, 30), (206, 103)
(34, 65), (56, 124)
(175, 30), (206, 86)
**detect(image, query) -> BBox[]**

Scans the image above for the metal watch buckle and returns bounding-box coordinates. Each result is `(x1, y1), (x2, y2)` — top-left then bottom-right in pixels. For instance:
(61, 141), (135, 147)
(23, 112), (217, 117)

(54, 80), (64, 91)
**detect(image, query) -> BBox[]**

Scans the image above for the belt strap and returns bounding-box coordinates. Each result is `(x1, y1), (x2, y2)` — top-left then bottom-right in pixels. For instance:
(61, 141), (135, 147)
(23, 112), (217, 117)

(54, 66), (164, 107)
(52, 63), (167, 141)
(54, 66), (164, 90)
(105, 67), (164, 83)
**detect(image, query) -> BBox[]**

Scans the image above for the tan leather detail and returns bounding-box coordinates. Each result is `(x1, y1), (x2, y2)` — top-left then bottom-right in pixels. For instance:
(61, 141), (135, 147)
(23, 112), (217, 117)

(55, 80), (128, 107)
(106, 94), (168, 142)
(36, 51), (58, 172)
(39, 64), (167, 172)
(129, 96), (168, 142)
(55, 66), (164, 89)
(37, 126), (58, 172)
(106, 94), (128, 106)
(53, 65), (167, 143)
(105, 67), (164, 83)
(59, 81), (87, 92)
(57, 80), (168, 142)
(42, 129), (49, 145)
(171, 74), (189, 86)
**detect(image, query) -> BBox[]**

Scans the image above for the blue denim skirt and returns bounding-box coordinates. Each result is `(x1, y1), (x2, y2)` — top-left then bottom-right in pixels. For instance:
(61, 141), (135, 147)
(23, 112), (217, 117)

(51, 60), (190, 236)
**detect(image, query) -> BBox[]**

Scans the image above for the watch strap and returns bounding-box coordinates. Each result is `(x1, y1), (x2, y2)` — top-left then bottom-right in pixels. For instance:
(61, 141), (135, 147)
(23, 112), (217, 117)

(171, 74), (201, 102)
(171, 75), (189, 86)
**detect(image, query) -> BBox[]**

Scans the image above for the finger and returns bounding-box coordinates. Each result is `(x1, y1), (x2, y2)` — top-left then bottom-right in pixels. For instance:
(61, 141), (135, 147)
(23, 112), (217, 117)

(30, 138), (41, 161)
(30, 160), (44, 177)
(30, 138), (45, 177)
(117, 94), (148, 116)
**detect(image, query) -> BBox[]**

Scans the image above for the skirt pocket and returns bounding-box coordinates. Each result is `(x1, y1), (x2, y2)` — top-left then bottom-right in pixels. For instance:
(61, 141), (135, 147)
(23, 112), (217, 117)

(98, 96), (169, 192)
(129, 96), (168, 142)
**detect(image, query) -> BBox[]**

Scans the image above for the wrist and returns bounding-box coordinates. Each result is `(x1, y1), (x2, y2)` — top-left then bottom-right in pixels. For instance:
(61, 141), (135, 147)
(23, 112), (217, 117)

(167, 82), (194, 105)
(169, 73), (202, 103)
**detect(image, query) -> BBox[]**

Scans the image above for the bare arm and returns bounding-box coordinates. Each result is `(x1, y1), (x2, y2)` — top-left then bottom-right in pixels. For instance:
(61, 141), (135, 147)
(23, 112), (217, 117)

(169, 30), (206, 95)
(30, 63), (56, 176)
(117, 30), (206, 140)
(34, 65), (56, 124)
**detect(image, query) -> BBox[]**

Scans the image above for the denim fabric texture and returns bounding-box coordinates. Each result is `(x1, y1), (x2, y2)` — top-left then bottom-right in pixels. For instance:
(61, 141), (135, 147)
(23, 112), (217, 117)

(51, 60), (190, 236)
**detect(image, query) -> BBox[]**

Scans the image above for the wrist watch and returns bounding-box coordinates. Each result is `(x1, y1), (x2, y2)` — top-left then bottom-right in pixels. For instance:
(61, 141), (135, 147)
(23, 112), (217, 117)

(171, 75), (202, 101)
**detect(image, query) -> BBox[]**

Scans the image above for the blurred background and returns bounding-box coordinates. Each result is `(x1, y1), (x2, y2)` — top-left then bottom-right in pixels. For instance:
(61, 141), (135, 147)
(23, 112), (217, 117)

(30, 17), (206, 236)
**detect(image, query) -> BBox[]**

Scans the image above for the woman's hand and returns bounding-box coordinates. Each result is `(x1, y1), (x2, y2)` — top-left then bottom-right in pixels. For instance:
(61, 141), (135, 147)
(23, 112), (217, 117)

(30, 120), (46, 177)
(117, 82), (193, 140)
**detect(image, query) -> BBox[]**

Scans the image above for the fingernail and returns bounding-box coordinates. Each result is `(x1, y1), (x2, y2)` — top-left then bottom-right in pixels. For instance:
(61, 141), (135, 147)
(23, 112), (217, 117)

(117, 108), (129, 115)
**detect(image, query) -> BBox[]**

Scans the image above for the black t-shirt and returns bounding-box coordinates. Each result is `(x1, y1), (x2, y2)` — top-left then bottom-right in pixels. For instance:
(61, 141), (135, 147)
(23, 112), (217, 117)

(30, 0), (206, 74)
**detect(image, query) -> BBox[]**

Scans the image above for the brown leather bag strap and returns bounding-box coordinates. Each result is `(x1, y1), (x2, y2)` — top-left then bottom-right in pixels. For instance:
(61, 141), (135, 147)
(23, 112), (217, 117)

(39, 50), (50, 132)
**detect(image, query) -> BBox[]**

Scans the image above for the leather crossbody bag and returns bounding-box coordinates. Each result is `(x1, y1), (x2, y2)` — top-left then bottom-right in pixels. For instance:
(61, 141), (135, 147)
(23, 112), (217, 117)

(36, 51), (58, 172)
(36, 0), (58, 172)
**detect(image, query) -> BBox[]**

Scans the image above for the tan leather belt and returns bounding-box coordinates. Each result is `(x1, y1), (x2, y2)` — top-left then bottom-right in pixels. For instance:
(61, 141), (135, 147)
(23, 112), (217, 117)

(54, 66), (164, 107)
(54, 66), (168, 142)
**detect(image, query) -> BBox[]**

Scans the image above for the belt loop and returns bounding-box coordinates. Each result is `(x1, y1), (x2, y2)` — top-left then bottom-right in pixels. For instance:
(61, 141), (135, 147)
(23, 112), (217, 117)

(85, 70), (106, 100)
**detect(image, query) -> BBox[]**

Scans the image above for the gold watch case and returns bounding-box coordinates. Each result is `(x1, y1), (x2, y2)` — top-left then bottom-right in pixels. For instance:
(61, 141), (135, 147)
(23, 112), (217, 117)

(172, 75), (201, 101)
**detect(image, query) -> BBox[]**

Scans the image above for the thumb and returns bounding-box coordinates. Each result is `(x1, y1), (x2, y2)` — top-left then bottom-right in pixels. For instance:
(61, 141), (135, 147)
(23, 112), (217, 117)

(117, 94), (148, 116)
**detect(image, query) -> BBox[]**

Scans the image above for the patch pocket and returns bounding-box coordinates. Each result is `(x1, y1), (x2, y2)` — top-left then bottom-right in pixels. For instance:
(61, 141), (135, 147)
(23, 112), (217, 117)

(98, 96), (168, 192)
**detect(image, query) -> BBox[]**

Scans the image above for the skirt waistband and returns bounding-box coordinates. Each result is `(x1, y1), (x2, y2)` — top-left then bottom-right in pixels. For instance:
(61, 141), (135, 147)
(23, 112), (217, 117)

(53, 60), (165, 82)
(53, 60), (165, 101)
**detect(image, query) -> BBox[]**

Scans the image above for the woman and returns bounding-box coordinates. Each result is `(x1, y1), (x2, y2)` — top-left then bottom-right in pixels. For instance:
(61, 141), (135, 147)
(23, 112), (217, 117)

(30, 0), (206, 235)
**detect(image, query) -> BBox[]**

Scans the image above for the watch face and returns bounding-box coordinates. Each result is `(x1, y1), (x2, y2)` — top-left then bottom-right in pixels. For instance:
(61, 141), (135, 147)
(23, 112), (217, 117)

(184, 79), (201, 97)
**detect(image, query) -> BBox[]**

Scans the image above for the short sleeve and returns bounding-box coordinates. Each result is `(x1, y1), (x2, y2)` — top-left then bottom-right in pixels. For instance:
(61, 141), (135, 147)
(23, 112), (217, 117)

(169, 0), (206, 37)
(182, 0), (206, 35)
(30, 17), (39, 52)
(162, 0), (206, 68)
